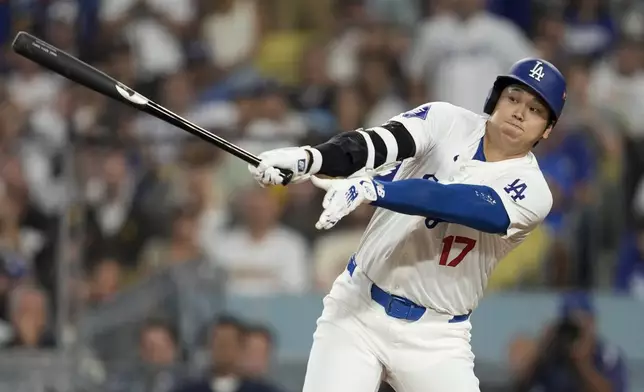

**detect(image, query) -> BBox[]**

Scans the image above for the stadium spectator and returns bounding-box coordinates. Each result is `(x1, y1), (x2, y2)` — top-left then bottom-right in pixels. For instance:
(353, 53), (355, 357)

(614, 217), (644, 300)
(240, 325), (275, 380)
(98, 0), (195, 82)
(83, 145), (154, 268)
(85, 257), (124, 307)
(105, 319), (185, 392)
(509, 292), (627, 392)
(173, 316), (281, 392)
(138, 205), (206, 276)
(406, 0), (535, 111)
(3, 285), (55, 348)
(562, 0), (617, 60)
(216, 186), (309, 296)
(587, 36), (644, 212)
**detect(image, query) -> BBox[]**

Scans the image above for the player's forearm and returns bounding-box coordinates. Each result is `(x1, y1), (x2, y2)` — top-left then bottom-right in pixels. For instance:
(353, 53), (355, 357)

(371, 179), (511, 234)
(312, 121), (416, 177)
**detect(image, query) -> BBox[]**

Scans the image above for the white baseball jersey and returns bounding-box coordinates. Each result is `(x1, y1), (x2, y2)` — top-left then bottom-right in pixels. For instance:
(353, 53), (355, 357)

(355, 101), (553, 315)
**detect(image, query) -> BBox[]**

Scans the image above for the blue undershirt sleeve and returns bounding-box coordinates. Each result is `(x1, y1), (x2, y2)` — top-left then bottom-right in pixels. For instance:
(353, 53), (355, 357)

(371, 179), (511, 234)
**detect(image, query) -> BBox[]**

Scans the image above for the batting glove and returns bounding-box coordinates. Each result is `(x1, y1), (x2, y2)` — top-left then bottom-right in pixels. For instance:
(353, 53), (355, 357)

(248, 146), (321, 186)
(311, 176), (385, 230)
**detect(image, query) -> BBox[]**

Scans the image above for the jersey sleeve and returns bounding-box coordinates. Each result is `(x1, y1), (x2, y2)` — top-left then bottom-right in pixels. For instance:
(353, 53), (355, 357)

(387, 101), (455, 158)
(314, 101), (455, 177)
(488, 170), (553, 243)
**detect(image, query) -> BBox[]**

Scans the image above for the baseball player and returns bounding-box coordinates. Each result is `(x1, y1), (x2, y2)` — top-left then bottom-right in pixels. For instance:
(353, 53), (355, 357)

(248, 58), (567, 392)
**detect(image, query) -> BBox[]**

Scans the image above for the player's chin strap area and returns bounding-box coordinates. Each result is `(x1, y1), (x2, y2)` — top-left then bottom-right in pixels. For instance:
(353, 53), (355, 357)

(347, 255), (471, 323)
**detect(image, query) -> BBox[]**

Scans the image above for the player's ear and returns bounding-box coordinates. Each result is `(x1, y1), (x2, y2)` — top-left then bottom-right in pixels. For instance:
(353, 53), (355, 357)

(541, 124), (554, 140)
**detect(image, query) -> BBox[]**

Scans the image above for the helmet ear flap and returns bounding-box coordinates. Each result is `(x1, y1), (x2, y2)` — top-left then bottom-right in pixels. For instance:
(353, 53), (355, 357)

(483, 84), (502, 116)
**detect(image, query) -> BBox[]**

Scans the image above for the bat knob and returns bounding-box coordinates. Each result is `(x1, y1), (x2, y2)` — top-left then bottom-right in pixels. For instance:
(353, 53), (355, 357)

(279, 168), (294, 186)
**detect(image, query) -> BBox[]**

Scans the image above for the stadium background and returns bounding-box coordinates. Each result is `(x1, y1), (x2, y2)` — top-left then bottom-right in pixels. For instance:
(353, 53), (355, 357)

(0, 0), (643, 391)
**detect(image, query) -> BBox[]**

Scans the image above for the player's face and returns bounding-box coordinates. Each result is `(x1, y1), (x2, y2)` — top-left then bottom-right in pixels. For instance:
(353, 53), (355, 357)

(489, 85), (552, 150)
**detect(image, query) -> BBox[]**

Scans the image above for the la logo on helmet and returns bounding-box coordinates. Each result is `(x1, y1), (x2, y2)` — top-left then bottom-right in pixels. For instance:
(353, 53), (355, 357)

(529, 61), (545, 82)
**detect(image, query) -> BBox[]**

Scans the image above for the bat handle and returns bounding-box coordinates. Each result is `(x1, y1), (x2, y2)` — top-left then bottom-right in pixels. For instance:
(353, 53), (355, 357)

(279, 168), (294, 185)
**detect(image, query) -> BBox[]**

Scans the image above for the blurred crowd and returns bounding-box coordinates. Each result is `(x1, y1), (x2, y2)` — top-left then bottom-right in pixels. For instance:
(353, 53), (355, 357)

(0, 0), (643, 391)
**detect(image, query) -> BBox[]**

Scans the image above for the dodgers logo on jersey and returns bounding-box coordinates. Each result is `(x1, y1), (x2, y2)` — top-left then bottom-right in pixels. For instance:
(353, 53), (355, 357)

(504, 179), (527, 201)
(529, 61), (545, 82)
(402, 104), (431, 120)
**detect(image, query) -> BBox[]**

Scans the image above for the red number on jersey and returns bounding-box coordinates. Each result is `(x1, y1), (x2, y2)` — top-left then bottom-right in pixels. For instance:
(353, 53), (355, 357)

(439, 236), (476, 267)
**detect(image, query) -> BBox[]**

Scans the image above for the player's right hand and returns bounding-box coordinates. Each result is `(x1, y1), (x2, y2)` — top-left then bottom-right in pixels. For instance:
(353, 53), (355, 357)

(248, 146), (319, 186)
(310, 175), (380, 230)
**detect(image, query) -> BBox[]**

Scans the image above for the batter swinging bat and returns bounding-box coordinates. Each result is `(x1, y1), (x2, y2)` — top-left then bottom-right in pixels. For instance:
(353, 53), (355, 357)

(10, 31), (294, 184)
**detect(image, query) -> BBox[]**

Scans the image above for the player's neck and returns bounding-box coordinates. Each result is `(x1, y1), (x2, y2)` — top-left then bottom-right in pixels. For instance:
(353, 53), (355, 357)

(248, 224), (272, 242)
(482, 132), (529, 162)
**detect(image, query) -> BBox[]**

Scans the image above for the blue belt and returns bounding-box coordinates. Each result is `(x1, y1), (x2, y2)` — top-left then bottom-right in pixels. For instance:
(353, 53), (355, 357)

(347, 256), (470, 323)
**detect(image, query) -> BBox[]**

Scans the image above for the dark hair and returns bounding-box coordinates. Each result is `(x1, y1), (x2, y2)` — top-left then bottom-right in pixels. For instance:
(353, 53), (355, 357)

(211, 314), (247, 339)
(333, 0), (363, 16)
(564, 0), (610, 18)
(245, 324), (275, 347)
(171, 204), (200, 223)
(140, 319), (178, 344)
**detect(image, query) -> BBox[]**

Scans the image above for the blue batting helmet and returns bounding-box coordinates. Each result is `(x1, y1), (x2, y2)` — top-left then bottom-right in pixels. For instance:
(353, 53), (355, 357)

(483, 58), (567, 124)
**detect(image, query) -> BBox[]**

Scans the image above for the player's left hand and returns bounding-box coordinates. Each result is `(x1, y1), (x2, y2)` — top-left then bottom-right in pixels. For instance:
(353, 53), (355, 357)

(310, 176), (383, 230)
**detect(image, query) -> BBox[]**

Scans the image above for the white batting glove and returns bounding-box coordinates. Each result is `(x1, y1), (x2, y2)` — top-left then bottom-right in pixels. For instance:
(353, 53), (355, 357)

(310, 176), (384, 230)
(248, 146), (320, 186)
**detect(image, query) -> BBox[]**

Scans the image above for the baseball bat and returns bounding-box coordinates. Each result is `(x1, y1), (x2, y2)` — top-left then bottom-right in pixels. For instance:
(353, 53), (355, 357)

(10, 31), (293, 184)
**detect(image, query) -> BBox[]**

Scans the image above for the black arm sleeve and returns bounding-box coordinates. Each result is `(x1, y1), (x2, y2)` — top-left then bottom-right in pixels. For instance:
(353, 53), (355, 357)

(314, 121), (417, 177)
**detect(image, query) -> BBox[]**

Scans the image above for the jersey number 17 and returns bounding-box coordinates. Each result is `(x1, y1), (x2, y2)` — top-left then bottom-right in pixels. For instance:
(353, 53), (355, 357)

(422, 174), (477, 267)
(439, 236), (476, 267)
